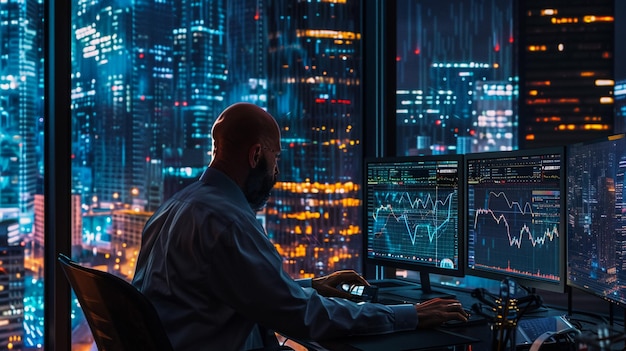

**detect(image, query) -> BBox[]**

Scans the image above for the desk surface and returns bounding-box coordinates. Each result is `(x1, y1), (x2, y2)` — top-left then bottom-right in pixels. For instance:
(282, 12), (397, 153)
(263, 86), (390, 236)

(284, 280), (626, 351)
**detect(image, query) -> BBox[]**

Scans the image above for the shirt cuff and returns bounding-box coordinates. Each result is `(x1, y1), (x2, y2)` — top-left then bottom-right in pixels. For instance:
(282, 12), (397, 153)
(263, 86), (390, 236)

(295, 278), (312, 288)
(389, 304), (419, 331)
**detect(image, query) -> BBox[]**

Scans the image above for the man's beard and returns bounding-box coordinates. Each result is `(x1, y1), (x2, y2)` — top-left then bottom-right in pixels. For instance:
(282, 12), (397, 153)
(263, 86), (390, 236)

(244, 156), (276, 211)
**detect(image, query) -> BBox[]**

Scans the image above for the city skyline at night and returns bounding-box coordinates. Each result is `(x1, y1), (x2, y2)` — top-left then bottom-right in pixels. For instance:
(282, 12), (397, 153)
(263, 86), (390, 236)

(395, 0), (517, 155)
(0, 0), (624, 349)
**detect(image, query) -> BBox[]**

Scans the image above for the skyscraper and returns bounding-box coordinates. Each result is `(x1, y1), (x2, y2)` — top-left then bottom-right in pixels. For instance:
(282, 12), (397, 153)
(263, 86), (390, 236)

(72, 0), (174, 211)
(395, 0), (515, 155)
(169, 0), (228, 168)
(226, 0), (268, 108)
(72, 1), (135, 209)
(474, 81), (517, 153)
(265, 0), (362, 277)
(131, 0), (175, 211)
(0, 219), (24, 350)
(0, 0), (40, 233)
(518, 0), (615, 148)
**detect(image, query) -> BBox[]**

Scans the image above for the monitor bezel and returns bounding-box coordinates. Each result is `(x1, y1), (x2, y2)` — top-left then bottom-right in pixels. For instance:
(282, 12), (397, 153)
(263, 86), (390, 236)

(362, 154), (466, 279)
(464, 146), (567, 293)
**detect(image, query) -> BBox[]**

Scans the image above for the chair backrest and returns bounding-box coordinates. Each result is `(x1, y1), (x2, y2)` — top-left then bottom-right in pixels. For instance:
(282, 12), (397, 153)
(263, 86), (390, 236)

(57, 253), (174, 351)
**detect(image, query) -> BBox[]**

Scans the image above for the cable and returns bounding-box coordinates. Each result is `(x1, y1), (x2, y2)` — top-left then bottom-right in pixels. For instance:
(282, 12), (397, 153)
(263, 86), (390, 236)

(528, 328), (580, 351)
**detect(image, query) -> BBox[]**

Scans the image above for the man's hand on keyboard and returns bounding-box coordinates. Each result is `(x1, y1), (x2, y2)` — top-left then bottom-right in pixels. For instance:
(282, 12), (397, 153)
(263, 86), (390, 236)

(414, 298), (470, 328)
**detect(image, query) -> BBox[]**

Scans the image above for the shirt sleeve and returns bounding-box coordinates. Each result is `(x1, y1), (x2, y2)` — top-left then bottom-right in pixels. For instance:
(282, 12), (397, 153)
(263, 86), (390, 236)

(388, 304), (419, 330)
(206, 216), (419, 341)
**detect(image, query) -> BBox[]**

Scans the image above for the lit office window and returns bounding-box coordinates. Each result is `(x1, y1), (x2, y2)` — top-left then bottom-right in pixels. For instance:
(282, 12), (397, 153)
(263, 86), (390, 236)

(70, 0), (361, 347)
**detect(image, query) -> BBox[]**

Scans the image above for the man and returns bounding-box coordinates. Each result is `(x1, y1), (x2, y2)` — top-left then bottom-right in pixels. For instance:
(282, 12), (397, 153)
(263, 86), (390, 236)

(132, 102), (468, 350)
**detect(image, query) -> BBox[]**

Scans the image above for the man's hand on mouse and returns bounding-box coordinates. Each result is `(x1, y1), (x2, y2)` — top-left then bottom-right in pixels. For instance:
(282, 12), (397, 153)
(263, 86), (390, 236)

(311, 270), (370, 299)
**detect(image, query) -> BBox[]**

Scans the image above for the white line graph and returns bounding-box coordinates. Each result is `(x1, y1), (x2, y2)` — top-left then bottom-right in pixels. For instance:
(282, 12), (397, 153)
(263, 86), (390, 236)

(372, 191), (457, 245)
(472, 191), (560, 249)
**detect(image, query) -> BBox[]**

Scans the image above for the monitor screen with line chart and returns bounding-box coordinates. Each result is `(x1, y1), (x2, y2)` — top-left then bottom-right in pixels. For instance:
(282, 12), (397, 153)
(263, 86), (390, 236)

(465, 147), (566, 293)
(363, 155), (465, 299)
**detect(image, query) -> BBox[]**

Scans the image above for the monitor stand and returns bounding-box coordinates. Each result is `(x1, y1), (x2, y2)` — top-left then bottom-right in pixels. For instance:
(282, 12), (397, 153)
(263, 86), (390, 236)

(416, 271), (456, 300)
(384, 271), (456, 302)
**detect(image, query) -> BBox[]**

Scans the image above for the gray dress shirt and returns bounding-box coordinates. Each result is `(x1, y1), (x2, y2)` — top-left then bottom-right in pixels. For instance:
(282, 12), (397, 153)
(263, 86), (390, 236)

(132, 168), (418, 350)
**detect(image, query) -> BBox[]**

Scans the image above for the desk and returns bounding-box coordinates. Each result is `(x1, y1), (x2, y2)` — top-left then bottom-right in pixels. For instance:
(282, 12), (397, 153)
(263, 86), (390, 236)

(282, 281), (626, 351)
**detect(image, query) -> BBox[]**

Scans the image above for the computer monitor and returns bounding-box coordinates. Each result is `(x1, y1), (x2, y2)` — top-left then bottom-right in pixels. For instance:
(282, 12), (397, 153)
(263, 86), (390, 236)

(465, 147), (566, 293)
(364, 155), (465, 299)
(567, 134), (626, 306)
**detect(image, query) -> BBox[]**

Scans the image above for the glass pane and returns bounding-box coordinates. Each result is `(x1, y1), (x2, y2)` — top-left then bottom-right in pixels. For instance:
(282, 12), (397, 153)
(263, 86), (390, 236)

(0, 0), (44, 349)
(396, 0), (518, 156)
(395, 0), (517, 289)
(70, 0), (361, 348)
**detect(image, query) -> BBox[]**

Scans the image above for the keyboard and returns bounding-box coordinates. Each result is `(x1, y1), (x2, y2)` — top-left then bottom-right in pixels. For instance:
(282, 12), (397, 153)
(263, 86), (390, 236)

(516, 315), (577, 346)
(376, 288), (456, 304)
(442, 311), (489, 327)
(518, 317), (556, 341)
(374, 288), (490, 327)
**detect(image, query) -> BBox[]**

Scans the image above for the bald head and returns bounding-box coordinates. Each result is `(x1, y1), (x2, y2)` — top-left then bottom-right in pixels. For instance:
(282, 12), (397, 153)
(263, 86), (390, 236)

(209, 103), (281, 205)
(211, 102), (280, 158)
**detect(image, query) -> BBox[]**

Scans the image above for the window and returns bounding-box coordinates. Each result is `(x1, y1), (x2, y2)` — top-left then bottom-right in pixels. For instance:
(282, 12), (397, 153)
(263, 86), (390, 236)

(394, 0), (517, 290)
(69, 0), (362, 347)
(395, 0), (518, 156)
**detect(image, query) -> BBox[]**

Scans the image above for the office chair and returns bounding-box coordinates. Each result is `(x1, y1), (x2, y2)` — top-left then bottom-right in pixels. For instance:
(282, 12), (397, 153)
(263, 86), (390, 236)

(57, 253), (174, 351)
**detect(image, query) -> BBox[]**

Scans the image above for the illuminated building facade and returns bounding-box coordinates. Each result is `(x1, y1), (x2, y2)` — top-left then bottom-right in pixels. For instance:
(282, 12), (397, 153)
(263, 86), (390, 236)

(72, 0), (174, 211)
(0, 129), (19, 209)
(0, 0), (40, 233)
(396, 62), (516, 155)
(110, 210), (152, 279)
(0, 219), (24, 350)
(518, 0), (615, 148)
(616, 154), (626, 276)
(474, 81), (517, 153)
(132, 0), (174, 211)
(161, 1), (228, 201)
(265, 0), (362, 277)
(226, 0), (268, 108)
(72, 1), (134, 209)
(168, 0), (227, 174)
(395, 0), (515, 155)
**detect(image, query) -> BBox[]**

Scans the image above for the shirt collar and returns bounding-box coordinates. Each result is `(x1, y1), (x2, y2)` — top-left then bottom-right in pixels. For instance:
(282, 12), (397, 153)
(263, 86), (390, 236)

(199, 167), (252, 211)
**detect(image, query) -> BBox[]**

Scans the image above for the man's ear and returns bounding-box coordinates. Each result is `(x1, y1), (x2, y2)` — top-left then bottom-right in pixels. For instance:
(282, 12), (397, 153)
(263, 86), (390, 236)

(249, 144), (262, 167)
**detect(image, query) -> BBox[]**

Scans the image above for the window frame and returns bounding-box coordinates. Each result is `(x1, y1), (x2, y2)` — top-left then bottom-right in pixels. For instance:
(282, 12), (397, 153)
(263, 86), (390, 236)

(44, 0), (72, 349)
(46, 1), (391, 348)
(362, 1), (399, 280)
